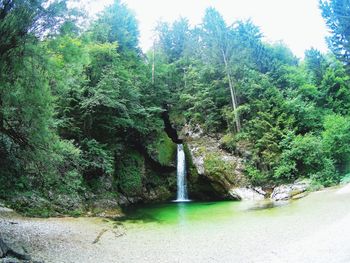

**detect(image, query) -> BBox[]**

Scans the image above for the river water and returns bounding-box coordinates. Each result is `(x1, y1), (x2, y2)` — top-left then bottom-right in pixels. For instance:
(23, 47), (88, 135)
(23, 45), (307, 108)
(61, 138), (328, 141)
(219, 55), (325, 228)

(3, 185), (350, 262)
(118, 186), (350, 262)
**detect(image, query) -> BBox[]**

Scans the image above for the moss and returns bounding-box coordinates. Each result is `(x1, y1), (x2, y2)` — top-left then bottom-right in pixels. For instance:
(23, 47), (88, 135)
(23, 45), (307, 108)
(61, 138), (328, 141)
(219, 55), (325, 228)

(169, 111), (186, 128)
(116, 150), (144, 196)
(220, 133), (237, 153)
(204, 153), (237, 182)
(148, 132), (177, 166)
(184, 143), (199, 183)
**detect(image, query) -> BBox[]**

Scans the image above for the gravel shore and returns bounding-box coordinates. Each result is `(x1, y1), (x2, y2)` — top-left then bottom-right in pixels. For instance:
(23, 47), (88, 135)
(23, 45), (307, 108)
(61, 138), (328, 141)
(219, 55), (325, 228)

(0, 208), (125, 263)
(1, 184), (350, 263)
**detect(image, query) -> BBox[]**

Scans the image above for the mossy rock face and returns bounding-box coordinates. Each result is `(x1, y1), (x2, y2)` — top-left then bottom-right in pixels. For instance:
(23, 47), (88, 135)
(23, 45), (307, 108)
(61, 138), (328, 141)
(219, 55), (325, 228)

(181, 126), (248, 200)
(9, 192), (85, 217)
(204, 153), (237, 182)
(115, 146), (177, 203)
(141, 164), (177, 202)
(147, 132), (177, 167)
(184, 143), (199, 183)
(142, 185), (173, 202)
(116, 150), (145, 197)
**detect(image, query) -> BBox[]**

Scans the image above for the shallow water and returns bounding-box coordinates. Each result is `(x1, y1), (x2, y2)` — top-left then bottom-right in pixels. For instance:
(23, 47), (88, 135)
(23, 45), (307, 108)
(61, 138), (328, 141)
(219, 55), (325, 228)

(122, 200), (285, 226)
(116, 187), (350, 262)
(4, 186), (350, 263)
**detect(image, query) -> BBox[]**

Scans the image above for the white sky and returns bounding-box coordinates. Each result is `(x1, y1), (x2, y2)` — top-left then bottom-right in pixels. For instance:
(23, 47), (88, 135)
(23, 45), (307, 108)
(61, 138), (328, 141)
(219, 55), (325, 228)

(81, 0), (330, 58)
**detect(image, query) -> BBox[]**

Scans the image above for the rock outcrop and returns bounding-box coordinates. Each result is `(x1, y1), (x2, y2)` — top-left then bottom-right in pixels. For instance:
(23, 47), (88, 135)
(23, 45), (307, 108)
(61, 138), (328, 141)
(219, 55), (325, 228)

(270, 180), (311, 201)
(229, 187), (266, 201)
(0, 237), (40, 263)
(181, 124), (249, 200)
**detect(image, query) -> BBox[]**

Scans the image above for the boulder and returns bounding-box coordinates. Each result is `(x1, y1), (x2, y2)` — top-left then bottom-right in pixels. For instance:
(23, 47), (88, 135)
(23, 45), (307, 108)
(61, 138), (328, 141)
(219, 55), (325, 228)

(0, 238), (8, 258)
(1, 258), (21, 263)
(0, 238), (32, 262)
(87, 197), (123, 218)
(4, 242), (31, 261)
(182, 124), (204, 140)
(271, 180), (310, 201)
(182, 126), (247, 199)
(142, 186), (172, 202)
(51, 194), (84, 213)
(229, 187), (266, 201)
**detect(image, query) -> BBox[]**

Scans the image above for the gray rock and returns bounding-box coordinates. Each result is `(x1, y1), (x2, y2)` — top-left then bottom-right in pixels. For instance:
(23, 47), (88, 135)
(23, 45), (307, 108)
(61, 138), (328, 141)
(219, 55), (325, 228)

(52, 194), (83, 211)
(117, 195), (130, 206)
(6, 242), (31, 261)
(271, 180), (311, 201)
(0, 238), (33, 262)
(292, 192), (308, 200)
(229, 187), (265, 201)
(184, 127), (247, 199)
(271, 185), (292, 201)
(1, 258), (21, 263)
(0, 238), (9, 258)
(189, 146), (205, 175)
(181, 124), (204, 139)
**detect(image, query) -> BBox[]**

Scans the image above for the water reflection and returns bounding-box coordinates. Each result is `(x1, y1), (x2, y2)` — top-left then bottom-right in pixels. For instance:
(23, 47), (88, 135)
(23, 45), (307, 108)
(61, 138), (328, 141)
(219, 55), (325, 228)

(118, 199), (293, 228)
(239, 199), (290, 212)
(176, 202), (188, 226)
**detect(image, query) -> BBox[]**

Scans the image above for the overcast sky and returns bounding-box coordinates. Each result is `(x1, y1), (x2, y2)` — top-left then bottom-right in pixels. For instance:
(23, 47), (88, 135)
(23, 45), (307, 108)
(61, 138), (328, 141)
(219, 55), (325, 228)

(81, 0), (330, 58)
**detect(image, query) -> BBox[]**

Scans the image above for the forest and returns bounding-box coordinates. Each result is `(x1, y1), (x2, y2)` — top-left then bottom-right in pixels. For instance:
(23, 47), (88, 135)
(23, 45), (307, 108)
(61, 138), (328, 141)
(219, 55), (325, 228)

(1, 0), (350, 216)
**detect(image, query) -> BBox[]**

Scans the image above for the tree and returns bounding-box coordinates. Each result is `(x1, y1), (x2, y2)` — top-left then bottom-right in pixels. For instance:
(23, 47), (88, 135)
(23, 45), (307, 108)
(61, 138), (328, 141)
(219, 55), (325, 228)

(322, 114), (350, 173)
(156, 18), (191, 63)
(0, 0), (73, 145)
(91, 0), (140, 53)
(320, 0), (350, 67)
(304, 48), (328, 85)
(201, 7), (241, 132)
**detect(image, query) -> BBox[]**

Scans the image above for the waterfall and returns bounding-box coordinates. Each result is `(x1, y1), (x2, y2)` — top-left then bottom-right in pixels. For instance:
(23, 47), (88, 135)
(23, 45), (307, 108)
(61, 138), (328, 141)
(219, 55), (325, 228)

(176, 144), (189, 202)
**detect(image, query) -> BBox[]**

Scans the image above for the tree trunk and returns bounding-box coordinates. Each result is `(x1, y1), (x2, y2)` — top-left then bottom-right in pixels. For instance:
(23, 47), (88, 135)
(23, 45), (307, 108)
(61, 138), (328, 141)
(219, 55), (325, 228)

(221, 49), (241, 132)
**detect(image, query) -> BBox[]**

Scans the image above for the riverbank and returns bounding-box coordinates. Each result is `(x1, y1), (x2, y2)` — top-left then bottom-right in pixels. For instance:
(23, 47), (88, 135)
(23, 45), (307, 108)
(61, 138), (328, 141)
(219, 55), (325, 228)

(1, 184), (350, 263)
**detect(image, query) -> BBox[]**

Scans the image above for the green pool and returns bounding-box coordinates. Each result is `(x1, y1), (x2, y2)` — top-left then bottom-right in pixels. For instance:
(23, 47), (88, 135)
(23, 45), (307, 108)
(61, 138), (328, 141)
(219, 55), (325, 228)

(113, 187), (350, 262)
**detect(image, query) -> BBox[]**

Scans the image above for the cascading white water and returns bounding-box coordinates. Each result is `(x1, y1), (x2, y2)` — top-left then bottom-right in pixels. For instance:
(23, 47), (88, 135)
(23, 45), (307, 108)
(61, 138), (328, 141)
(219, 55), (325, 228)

(176, 144), (189, 202)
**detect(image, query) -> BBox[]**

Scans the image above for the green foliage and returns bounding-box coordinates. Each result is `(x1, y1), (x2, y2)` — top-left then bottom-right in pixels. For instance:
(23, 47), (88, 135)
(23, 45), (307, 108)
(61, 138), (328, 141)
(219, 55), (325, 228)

(147, 132), (177, 166)
(81, 139), (114, 179)
(322, 114), (350, 172)
(3, 0), (350, 216)
(275, 134), (338, 186)
(91, 0), (139, 52)
(156, 18), (191, 62)
(220, 133), (237, 153)
(245, 165), (269, 186)
(320, 0), (350, 67)
(204, 153), (237, 183)
(304, 48), (328, 85)
(0, 0), (166, 214)
(116, 150), (144, 196)
(341, 173), (350, 184)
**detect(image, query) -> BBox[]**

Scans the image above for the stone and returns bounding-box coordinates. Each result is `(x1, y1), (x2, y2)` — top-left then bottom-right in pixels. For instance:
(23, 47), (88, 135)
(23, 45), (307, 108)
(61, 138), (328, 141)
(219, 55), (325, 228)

(5, 242), (31, 261)
(292, 192), (308, 200)
(1, 258), (21, 263)
(229, 187), (265, 201)
(253, 187), (267, 196)
(271, 185), (292, 201)
(271, 180), (310, 201)
(183, 125), (248, 200)
(181, 124), (204, 139)
(0, 238), (9, 258)
(117, 195), (130, 206)
(0, 238), (33, 262)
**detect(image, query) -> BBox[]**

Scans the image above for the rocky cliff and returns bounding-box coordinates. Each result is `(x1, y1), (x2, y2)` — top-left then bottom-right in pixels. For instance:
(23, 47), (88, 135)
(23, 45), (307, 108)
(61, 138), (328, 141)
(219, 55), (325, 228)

(181, 124), (265, 201)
